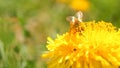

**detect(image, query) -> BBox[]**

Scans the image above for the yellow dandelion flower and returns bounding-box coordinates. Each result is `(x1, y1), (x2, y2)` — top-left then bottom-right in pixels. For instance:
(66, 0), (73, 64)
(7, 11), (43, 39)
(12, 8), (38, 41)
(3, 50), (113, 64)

(57, 0), (90, 11)
(42, 12), (120, 68)
(70, 0), (90, 11)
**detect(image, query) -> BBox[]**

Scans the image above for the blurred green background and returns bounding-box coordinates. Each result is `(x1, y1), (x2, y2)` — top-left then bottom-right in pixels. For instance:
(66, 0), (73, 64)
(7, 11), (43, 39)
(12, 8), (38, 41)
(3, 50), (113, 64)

(0, 0), (120, 68)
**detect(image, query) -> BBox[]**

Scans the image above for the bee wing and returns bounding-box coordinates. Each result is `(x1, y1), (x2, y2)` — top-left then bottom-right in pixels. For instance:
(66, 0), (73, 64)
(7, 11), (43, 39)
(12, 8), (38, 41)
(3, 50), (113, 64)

(66, 16), (77, 23)
(75, 11), (83, 22)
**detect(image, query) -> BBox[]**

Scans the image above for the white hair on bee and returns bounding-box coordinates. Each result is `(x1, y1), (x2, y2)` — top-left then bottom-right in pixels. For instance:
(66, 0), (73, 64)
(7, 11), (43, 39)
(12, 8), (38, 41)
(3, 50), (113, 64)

(71, 16), (76, 23)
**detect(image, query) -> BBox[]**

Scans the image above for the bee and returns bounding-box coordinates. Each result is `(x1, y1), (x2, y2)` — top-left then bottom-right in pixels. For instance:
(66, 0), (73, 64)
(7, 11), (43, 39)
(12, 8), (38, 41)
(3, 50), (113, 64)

(66, 11), (83, 28)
